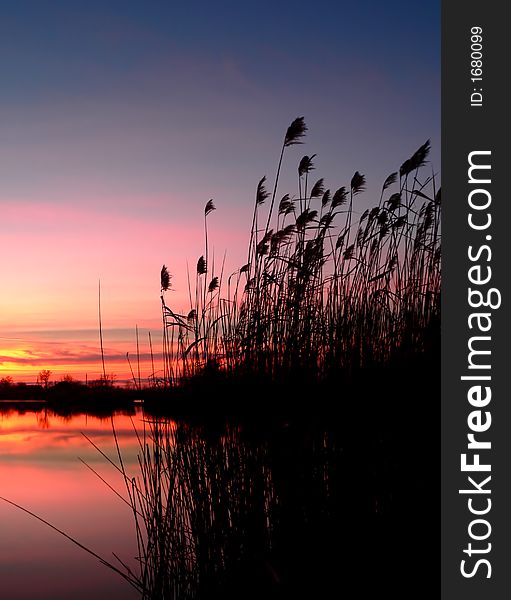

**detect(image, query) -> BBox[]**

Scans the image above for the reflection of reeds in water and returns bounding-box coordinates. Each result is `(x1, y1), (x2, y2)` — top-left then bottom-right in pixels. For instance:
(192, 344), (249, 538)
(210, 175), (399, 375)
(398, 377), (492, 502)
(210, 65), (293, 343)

(102, 416), (364, 599)
(2, 411), (422, 598)
(115, 419), (280, 599)
(111, 416), (407, 599)
(159, 118), (440, 386)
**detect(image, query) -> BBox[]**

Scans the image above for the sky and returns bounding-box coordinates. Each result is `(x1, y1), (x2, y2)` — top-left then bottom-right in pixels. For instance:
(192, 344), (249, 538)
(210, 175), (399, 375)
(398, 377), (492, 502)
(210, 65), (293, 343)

(0, 0), (440, 383)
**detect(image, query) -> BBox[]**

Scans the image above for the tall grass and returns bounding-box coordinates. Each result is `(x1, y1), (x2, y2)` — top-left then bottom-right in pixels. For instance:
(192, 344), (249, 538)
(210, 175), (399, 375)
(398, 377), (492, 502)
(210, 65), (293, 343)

(87, 413), (391, 598)
(0, 418), (281, 599)
(160, 118), (440, 386)
(105, 418), (279, 599)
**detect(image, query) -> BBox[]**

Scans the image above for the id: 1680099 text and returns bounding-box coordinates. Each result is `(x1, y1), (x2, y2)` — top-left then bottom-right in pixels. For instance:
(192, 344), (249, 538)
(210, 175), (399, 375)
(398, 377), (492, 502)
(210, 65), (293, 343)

(470, 26), (483, 107)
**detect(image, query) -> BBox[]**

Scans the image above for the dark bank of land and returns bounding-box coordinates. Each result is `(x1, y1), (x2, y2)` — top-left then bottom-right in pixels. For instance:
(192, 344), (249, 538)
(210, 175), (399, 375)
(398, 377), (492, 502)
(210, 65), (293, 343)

(0, 346), (438, 421)
(0, 379), (137, 414)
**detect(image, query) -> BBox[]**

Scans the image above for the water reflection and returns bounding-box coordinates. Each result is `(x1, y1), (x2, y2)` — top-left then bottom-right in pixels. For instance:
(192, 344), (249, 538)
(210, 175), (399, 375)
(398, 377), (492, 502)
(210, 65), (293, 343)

(0, 405), (141, 600)
(128, 420), (281, 599)
(0, 402), (422, 599)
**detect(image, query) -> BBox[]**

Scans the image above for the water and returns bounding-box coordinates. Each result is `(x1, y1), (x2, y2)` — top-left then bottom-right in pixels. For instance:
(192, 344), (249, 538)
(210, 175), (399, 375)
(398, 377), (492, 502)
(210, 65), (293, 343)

(0, 400), (435, 598)
(0, 403), (347, 598)
(0, 404), (141, 600)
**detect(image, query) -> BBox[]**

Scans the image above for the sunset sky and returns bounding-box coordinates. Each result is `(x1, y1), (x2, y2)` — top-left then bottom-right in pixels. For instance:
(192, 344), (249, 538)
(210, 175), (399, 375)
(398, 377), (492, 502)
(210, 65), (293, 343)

(0, 1), (440, 383)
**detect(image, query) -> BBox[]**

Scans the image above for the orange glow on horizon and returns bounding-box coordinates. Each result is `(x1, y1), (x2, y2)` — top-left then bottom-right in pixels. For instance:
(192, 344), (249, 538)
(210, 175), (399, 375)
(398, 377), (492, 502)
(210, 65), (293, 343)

(0, 358), (157, 384)
(0, 329), (166, 384)
(0, 196), (249, 386)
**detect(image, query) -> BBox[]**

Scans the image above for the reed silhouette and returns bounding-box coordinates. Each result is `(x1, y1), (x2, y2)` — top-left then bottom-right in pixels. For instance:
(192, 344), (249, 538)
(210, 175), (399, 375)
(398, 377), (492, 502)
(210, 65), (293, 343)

(114, 419), (280, 599)
(159, 118), (440, 389)
(78, 398), (437, 599)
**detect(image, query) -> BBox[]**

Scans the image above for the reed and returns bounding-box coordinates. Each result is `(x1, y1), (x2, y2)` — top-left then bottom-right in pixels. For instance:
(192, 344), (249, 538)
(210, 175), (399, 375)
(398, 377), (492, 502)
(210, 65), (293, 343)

(88, 417), (280, 599)
(160, 119), (440, 386)
(91, 412), (382, 598)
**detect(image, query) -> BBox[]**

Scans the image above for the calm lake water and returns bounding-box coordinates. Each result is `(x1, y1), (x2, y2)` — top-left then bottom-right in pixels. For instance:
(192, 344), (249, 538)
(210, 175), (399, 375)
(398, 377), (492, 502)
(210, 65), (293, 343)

(0, 404), (141, 600)
(0, 400), (432, 598)
(0, 402), (349, 599)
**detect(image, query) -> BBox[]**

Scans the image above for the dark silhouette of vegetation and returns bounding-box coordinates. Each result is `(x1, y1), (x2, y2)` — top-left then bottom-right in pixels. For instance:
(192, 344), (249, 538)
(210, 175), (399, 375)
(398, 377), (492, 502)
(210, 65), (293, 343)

(0, 376), (139, 415)
(37, 369), (52, 388)
(159, 118), (440, 389)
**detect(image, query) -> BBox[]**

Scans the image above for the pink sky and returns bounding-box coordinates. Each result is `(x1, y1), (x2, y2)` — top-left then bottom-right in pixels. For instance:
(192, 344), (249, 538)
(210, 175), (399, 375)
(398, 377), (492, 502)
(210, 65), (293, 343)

(0, 198), (249, 382)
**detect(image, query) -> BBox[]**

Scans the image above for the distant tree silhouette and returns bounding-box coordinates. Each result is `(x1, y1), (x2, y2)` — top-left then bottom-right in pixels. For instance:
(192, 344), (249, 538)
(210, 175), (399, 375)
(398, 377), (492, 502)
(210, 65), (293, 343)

(89, 373), (117, 387)
(38, 369), (52, 388)
(101, 373), (116, 386)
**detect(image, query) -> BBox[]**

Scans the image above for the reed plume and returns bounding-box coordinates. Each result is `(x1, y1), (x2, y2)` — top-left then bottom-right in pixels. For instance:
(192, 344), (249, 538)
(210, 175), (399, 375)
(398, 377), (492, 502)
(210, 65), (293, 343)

(159, 119), (440, 385)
